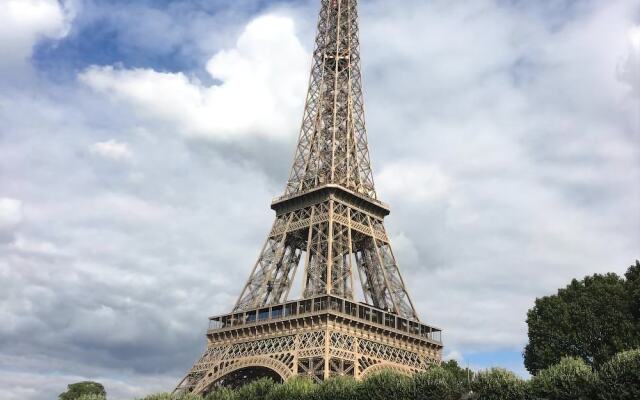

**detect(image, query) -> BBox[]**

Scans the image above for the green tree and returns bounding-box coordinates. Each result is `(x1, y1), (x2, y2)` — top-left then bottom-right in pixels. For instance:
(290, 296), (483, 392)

(625, 261), (640, 323)
(266, 376), (315, 400)
(524, 263), (640, 374)
(356, 370), (412, 400)
(204, 386), (237, 400)
(313, 376), (358, 400)
(74, 395), (106, 400)
(441, 360), (474, 395)
(137, 393), (202, 400)
(413, 366), (457, 400)
(528, 357), (595, 400)
(59, 381), (106, 400)
(595, 349), (640, 400)
(178, 394), (203, 400)
(235, 377), (276, 400)
(471, 368), (526, 400)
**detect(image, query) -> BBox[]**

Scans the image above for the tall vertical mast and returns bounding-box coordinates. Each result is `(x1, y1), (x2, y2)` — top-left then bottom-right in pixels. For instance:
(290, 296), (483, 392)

(286, 0), (375, 199)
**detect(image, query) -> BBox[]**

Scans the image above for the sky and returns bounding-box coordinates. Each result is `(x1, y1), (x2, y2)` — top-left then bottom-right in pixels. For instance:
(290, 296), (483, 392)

(0, 0), (638, 399)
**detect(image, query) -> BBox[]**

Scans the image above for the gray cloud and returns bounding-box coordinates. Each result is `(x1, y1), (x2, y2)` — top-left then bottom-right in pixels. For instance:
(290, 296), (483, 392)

(1, 0), (639, 399)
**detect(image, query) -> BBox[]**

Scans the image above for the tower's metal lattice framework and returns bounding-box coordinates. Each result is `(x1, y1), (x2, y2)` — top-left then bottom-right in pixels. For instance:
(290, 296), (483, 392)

(175, 0), (442, 394)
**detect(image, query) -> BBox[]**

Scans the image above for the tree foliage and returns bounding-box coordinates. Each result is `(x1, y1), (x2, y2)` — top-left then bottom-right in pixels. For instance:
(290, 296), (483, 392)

(312, 376), (358, 400)
(356, 370), (412, 400)
(416, 360), (474, 399)
(625, 261), (640, 324)
(524, 261), (640, 374)
(441, 360), (474, 395)
(471, 368), (526, 400)
(74, 395), (106, 400)
(528, 357), (595, 400)
(413, 366), (460, 400)
(204, 386), (238, 400)
(138, 393), (202, 400)
(235, 377), (276, 400)
(59, 381), (106, 400)
(595, 349), (640, 400)
(266, 377), (315, 400)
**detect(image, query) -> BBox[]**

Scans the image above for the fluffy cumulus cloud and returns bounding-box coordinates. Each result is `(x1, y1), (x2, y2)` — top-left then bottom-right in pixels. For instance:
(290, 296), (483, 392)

(80, 15), (309, 139)
(0, 0), (638, 399)
(0, 0), (74, 75)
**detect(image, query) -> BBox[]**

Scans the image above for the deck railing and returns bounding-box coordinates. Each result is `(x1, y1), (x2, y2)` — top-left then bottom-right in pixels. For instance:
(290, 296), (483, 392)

(208, 295), (442, 343)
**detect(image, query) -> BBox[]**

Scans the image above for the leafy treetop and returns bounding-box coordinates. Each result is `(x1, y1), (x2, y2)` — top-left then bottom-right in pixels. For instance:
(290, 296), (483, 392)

(524, 260), (640, 374)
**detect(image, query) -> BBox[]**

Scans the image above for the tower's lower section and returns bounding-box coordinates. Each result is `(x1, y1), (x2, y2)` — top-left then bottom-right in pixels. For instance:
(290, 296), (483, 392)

(174, 295), (442, 395)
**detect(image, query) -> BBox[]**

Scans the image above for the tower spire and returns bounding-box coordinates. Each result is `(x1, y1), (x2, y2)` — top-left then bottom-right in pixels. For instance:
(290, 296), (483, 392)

(286, 0), (375, 199)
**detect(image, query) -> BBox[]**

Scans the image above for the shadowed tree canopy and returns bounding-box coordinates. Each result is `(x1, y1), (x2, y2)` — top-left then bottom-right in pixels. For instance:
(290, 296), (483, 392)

(59, 381), (106, 400)
(413, 362), (473, 400)
(440, 359), (474, 390)
(524, 260), (640, 374)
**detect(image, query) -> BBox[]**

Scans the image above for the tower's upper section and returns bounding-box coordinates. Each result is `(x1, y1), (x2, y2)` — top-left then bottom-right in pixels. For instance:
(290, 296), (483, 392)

(285, 0), (376, 200)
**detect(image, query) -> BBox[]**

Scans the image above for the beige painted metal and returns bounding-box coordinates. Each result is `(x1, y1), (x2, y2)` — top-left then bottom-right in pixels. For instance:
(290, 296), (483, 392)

(175, 0), (443, 394)
(175, 296), (443, 395)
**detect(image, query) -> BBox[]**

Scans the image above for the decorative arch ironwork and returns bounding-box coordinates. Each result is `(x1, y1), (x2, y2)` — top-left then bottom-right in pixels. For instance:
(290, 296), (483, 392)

(193, 356), (295, 394)
(359, 362), (414, 380)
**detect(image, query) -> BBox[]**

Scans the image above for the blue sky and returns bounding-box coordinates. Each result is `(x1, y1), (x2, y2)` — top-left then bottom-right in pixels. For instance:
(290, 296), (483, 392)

(0, 0), (639, 399)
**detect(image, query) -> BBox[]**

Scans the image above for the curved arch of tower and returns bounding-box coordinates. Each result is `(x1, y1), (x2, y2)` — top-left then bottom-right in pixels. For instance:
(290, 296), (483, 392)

(174, 0), (442, 394)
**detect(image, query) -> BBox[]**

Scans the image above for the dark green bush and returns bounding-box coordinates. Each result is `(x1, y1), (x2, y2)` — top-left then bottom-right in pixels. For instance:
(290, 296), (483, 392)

(313, 376), (358, 400)
(235, 377), (276, 400)
(137, 393), (202, 400)
(59, 381), (106, 400)
(441, 360), (475, 392)
(595, 349), (640, 400)
(472, 368), (526, 400)
(528, 357), (595, 400)
(74, 395), (107, 400)
(413, 366), (459, 400)
(177, 394), (203, 400)
(204, 386), (237, 400)
(357, 370), (412, 400)
(266, 377), (315, 400)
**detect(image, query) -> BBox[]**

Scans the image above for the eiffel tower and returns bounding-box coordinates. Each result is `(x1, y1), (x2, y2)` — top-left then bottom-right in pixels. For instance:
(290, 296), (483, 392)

(174, 0), (442, 394)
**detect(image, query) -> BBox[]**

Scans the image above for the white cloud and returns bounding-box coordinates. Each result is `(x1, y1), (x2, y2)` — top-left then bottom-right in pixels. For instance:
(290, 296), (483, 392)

(0, 198), (22, 231)
(0, 0), (74, 73)
(90, 140), (133, 161)
(377, 161), (451, 202)
(444, 349), (464, 363)
(80, 14), (309, 140)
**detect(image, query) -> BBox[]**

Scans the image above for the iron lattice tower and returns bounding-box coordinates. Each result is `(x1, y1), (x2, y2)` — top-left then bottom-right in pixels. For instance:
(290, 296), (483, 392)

(175, 0), (442, 394)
